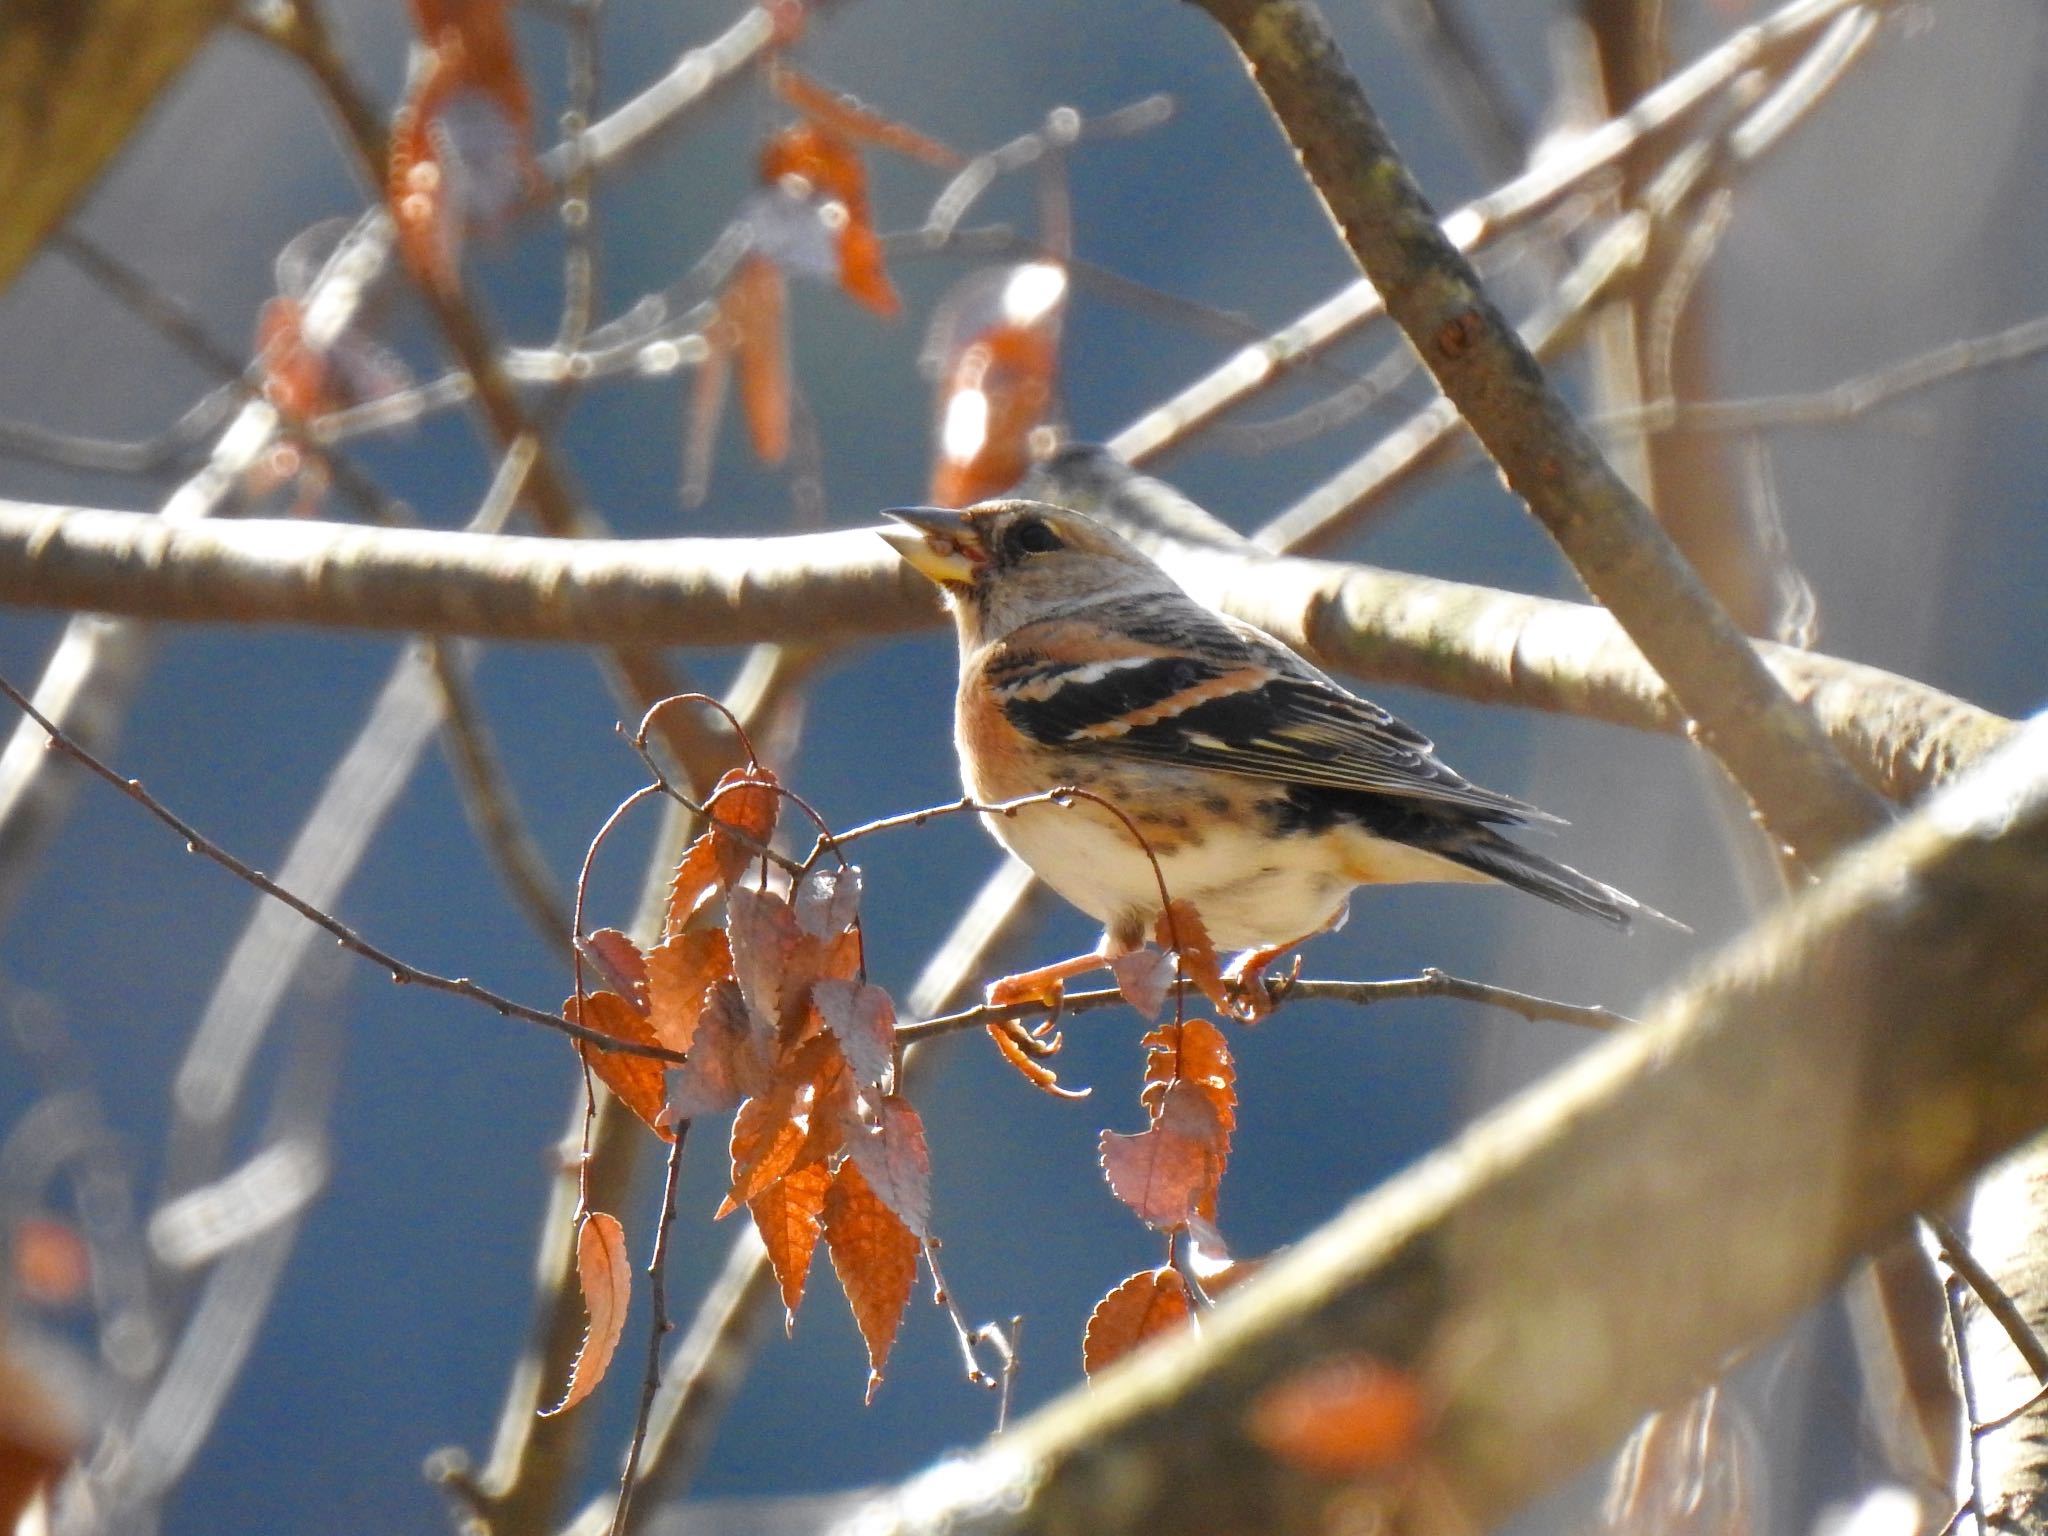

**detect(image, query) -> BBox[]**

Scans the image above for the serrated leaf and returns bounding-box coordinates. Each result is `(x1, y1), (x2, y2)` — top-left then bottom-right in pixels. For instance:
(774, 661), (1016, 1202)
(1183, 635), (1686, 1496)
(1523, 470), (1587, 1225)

(1099, 1082), (1224, 1230)
(644, 929), (732, 1054)
(822, 1159), (919, 1400)
(578, 927), (649, 1011)
(664, 770), (783, 936)
(566, 990), (673, 1141)
(749, 1158), (831, 1328)
(1109, 947), (1174, 1021)
(1156, 899), (1226, 1012)
(726, 886), (806, 1033)
(812, 978), (895, 1091)
(839, 1093), (931, 1238)
(665, 980), (769, 1123)
(722, 1066), (810, 1214)
(794, 865), (862, 939)
(1081, 1267), (1190, 1377)
(541, 1211), (630, 1417)
(1139, 1018), (1236, 1149)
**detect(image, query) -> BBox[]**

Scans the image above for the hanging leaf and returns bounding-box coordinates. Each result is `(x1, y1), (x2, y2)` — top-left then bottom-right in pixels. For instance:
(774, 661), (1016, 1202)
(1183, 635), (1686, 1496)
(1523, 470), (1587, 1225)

(749, 1157), (832, 1329)
(1156, 899), (1227, 1012)
(1139, 1018), (1237, 1153)
(811, 978), (896, 1091)
(644, 928), (731, 1054)
(793, 865), (862, 939)
(925, 263), (1065, 505)
(720, 254), (791, 463)
(665, 980), (770, 1124)
(566, 990), (674, 1141)
(726, 886), (807, 1033)
(1081, 1267), (1191, 1377)
(822, 1159), (919, 1400)
(577, 927), (649, 1013)
(839, 1093), (931, 1238)
(1109, 947), (1175, 1022)
(1099, 1081), (1224, 1231)
(540, 1211), (631, 1417)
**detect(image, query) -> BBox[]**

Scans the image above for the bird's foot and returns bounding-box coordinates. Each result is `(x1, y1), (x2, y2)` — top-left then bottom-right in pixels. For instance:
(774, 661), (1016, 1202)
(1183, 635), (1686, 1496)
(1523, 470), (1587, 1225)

(986, 949), (1110, 1012)
(1219, 946), (1305, 1023)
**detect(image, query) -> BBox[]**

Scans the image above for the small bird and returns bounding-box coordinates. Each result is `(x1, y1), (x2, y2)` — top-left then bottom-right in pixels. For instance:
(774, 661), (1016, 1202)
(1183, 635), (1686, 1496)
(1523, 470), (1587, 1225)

(880, 498), (1667, 1009)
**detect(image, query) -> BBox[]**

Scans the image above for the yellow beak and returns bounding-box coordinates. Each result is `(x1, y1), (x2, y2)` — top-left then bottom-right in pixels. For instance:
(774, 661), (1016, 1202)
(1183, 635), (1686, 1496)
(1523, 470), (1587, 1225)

(879, 507), (984, 587)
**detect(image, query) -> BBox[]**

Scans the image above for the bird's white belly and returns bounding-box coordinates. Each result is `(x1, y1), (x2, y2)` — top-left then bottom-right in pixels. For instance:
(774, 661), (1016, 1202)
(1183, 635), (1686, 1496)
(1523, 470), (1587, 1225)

(986, 800), (1355, 950)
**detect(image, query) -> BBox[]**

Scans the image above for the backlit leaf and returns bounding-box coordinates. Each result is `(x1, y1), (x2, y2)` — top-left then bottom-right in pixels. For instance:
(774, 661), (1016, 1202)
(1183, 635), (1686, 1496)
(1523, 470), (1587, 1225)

(723, 1065), (811, 1213)
(823, 1159), (919, 1399)
(794, 865), (862, 939)
(663, 769), (782, 936)
(727, 886), (806, 1032)
(541, 1211), (631, 1417)
(1109, 947), (1174, 1022)
(1156, 899), (1226, 1012)
(644, 928), (731, 1054)
(750, 1157), (831, 1328)
(665, 980), (768, 1124)
(840, 1093), (931, 1238)
(1139, 1017), (1236, 1150)
(1081, 1267), (1190, 1377)
(722, 254), (790, 463)
(578, 927), (648, 1012)
(1099, 1081), (1223, 1230)
(812, 978), (895, 1090)
(567, 990), (674, 1141)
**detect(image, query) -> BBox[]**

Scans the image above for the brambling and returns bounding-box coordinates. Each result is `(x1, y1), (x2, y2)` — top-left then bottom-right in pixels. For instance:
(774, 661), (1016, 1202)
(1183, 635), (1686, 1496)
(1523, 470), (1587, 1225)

(880, 499), (1667, 1009)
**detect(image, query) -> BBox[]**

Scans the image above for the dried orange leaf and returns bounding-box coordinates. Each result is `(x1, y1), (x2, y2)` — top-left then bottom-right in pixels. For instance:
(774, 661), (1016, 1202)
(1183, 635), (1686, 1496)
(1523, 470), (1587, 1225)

(822, 1159), (919, 1399)
(727, 886), (807, 1033)
(663, 770), (783, 935)
(794, 865), (862, 939)
(723, 254), (790, 464)
(1081, 1267), (1190, 1377)
(579, 927), (649, 1011)
(1244, 1355), (1428, 1479)
(13, 1219), (89, 1306)
(840, 1093), (931, 1238)
(567, 991), (674, 1141)
(812, 979), (896, 1091)
(541, 1211), (631, 1417)
(1139, 1018), (1236, 1148)
(1110, 947), (1174, 1021)
(666, 980), (770, 1124)
(644, 928), (732, 1054)
(1156, 899), (1226, 1011)
(723, 1070), (810, 1213)
(1099, 1082), (1223, 1230)
(770, 66), (963, 169)
(750, 1157), (831, 1328)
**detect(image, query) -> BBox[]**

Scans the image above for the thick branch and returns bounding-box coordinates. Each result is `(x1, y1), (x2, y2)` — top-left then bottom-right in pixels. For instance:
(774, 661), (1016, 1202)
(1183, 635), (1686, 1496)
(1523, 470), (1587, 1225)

(0, 501), (2008, 802)
(846, 708), (2048, 1535)
(1186, 0), (1892, 863)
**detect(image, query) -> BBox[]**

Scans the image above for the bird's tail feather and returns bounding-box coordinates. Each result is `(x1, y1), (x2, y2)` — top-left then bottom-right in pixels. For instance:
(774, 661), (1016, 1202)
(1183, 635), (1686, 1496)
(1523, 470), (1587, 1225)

(1438, 829), (1686, 932)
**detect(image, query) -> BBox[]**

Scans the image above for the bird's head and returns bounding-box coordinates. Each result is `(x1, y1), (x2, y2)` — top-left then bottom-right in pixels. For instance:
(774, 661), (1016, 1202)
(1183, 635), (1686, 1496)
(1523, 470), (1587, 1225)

(879, 499), (1177, 646)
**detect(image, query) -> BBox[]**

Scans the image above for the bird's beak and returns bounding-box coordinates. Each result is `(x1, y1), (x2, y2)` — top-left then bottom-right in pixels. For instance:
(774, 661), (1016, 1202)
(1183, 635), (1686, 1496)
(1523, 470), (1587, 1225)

(878, 507), (985, 588)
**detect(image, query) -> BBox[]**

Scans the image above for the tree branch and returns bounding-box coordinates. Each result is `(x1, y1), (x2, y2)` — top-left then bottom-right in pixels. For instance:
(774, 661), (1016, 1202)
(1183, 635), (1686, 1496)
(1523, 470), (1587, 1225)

(843, 706), (2048, 1535)
(1184, 0), (1892, 864)
(0, 500), (2007, 803)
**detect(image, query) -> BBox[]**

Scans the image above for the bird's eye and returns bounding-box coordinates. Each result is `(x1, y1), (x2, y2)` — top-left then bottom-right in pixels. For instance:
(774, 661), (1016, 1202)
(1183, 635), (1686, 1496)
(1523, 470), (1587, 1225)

(1007, 518), (1064, 557)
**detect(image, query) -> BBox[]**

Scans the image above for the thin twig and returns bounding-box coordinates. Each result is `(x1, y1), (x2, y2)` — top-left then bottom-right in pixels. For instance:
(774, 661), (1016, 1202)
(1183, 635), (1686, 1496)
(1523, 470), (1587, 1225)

(609, 1122), (691, 1536)
(1927, 1212), (2048, 1385)
(0, 671), (679, 1064)
(897, 968), (1633, 1046)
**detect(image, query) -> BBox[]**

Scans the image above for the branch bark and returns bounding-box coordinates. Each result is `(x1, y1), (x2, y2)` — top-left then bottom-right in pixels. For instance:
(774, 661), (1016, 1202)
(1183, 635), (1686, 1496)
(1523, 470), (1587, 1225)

(842, 707), (2048, 1536)
(0, 499), (2009, 804)
(1184, 0), (1892, 864)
